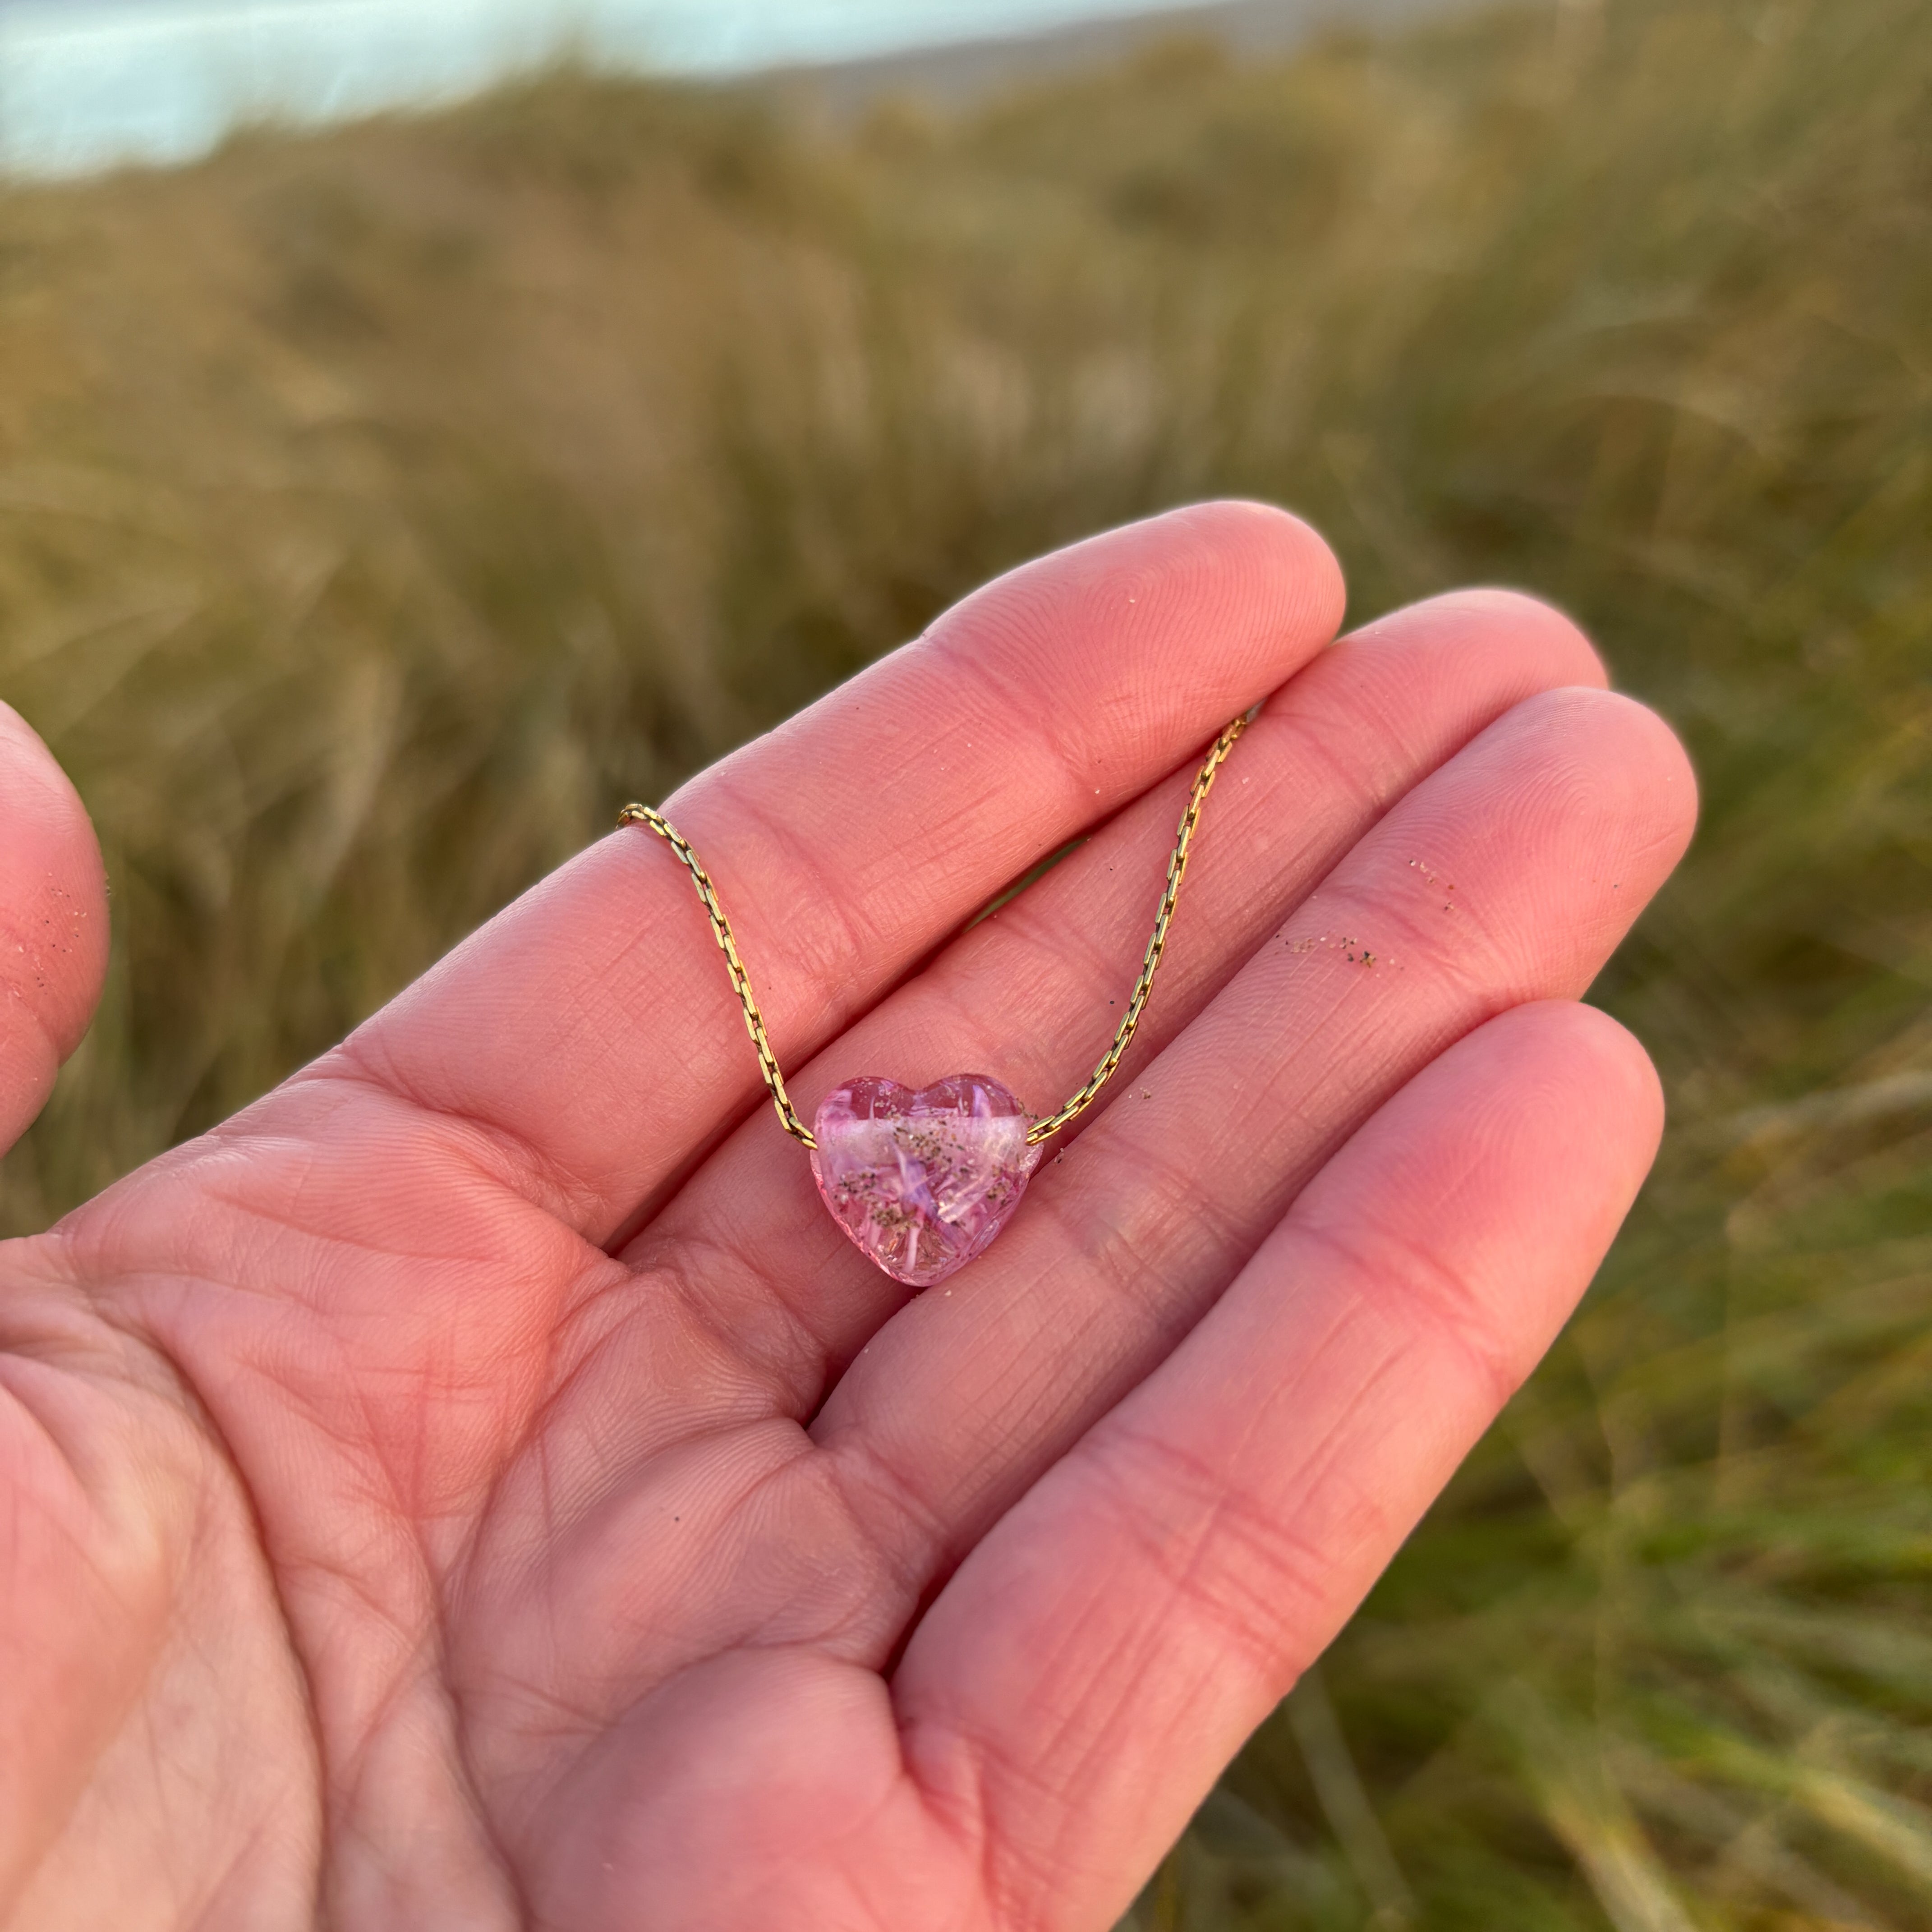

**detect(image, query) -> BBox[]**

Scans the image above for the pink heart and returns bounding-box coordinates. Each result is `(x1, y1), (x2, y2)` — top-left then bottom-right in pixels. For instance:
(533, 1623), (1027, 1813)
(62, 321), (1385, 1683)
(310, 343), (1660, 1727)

(810, 1073), (1044, 1289)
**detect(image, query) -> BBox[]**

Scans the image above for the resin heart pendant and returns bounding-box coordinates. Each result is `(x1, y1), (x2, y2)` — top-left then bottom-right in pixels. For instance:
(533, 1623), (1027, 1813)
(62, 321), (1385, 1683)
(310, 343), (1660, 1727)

(810, 1074), (1044, 1289)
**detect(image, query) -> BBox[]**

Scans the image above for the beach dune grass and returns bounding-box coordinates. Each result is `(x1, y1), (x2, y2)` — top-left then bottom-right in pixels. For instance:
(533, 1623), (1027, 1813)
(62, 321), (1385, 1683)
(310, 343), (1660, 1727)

(1, 0), (1929, 1923)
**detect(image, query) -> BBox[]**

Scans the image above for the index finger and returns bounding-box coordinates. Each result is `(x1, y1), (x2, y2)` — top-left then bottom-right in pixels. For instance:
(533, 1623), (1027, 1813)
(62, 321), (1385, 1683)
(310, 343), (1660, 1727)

(321, 502), (1345, 1242)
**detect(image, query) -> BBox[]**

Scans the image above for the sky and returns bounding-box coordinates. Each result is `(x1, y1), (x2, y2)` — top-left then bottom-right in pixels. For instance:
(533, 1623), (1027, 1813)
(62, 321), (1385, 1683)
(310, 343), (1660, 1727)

(0, 0), (1235, 177)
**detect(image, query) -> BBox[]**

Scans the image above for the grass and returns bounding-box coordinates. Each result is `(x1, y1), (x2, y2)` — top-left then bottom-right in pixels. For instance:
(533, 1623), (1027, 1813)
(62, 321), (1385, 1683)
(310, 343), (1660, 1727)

(1, 0), (1929, 1923)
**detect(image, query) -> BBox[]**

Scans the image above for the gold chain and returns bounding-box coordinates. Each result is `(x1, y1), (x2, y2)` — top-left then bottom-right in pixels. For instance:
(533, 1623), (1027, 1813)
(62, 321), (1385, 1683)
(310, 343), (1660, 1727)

(1021, 713), (1247, 1142)
(614, 802), (821, 1147)
(617, 711), (1249, 1154)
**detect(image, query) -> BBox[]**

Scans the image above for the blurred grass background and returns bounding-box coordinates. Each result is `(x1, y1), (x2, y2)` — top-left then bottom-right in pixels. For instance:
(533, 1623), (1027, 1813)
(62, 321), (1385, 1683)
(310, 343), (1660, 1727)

(1, 0), (1928, 1923)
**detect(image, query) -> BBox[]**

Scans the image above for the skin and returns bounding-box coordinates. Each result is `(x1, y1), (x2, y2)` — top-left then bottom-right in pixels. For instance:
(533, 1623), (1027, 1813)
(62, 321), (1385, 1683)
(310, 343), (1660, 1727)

(0, 502), (1696, 1931)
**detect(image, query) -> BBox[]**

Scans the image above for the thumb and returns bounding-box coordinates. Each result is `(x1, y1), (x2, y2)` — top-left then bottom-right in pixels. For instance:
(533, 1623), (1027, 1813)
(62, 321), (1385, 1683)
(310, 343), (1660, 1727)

(0, 704), (108, 1155)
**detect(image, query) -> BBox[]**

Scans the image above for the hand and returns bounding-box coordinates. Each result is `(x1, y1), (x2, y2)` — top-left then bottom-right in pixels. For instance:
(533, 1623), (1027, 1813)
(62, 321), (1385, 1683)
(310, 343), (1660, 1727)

(0, 503), (1694, 1931)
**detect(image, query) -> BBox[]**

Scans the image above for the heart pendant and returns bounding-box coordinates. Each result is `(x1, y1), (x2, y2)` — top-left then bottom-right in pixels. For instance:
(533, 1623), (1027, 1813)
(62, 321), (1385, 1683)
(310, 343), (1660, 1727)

(810, 1074), (1044, 1289)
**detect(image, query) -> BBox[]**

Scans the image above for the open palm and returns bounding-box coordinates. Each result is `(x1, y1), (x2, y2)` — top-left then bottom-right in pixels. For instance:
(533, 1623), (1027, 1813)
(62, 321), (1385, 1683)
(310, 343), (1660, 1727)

(0, 505), (1694, 1931)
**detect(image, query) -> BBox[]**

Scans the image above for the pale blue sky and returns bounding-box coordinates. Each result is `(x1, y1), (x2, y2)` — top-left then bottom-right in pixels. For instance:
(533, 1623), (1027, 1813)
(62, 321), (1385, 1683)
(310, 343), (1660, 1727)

(0, 0), (1232, 177)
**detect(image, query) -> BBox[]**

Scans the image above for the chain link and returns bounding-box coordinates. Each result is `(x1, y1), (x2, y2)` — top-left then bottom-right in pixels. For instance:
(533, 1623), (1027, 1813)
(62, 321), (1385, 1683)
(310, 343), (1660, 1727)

(617, 711), (1249, 1154)
(614, 803), (821, 1147)
(1022, 712), (1247, 1142)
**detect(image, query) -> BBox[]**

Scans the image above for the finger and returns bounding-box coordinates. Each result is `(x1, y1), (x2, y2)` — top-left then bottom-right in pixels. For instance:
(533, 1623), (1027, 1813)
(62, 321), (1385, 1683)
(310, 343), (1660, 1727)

(329, 502), (1343, 1239)
(0, 704), (109, 1156)
(892, 1000), (1665, 1931)
(800, 686), (1693, 1636)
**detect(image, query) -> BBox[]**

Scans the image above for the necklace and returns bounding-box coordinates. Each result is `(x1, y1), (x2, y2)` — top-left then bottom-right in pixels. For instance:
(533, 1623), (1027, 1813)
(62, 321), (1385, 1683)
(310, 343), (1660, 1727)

(620, 713), (1247, 1289)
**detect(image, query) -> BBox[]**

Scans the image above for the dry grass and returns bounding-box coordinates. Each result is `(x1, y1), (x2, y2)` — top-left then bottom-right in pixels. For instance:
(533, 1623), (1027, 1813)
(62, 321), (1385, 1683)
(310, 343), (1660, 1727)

(1, 0), (1929, 1923)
